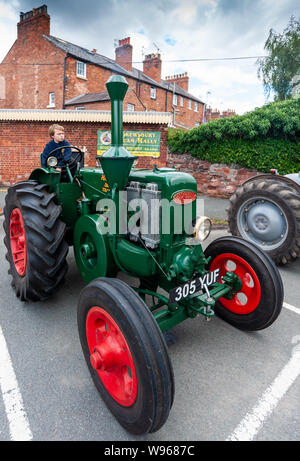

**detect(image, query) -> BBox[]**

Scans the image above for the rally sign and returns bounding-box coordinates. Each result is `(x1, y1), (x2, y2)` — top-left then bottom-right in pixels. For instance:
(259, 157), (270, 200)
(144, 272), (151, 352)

(97, 130), (161, 157)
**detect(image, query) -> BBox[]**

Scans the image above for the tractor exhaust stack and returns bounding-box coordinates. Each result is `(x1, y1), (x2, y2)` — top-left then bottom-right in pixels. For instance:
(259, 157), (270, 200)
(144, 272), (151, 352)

(99, 75), (135, 191)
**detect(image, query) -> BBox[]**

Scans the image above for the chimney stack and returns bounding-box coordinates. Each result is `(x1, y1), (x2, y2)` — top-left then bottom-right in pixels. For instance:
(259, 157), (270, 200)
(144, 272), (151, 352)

(115, 37), (133, 72)
(143, 53), (162, 83)
(18, 4), (50, 41)
(165, 72), (189, 92)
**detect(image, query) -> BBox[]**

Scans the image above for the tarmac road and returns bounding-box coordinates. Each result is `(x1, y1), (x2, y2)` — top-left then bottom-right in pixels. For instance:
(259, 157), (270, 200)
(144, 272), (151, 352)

(0, 189), (299, 442)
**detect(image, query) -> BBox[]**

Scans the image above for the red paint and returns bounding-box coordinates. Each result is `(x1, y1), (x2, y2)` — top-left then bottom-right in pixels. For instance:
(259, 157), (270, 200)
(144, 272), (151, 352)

(173, 190), (196, 204)
(10, 208), (27, 276)
(210, 253), (261, 314)
(86, 306), (138, 407)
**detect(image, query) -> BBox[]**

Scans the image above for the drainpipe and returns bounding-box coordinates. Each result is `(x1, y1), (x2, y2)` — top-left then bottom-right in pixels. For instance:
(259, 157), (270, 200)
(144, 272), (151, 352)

(131, 87), (147, 111)
(62, 54), (69, 109)
(165, 83), (169, 112)
(203, 103), (207, 124)
(172, 82), (176, 127)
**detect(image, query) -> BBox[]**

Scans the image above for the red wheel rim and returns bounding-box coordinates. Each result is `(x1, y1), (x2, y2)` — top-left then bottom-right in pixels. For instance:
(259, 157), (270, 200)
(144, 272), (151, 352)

(210, 253), (261, 314)
(86, 306), (138, 406)
(10, 208), (27, 276)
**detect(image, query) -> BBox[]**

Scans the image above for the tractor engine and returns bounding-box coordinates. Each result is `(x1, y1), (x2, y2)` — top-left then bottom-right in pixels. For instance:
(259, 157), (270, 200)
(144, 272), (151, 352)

(126, 180), (161, 249)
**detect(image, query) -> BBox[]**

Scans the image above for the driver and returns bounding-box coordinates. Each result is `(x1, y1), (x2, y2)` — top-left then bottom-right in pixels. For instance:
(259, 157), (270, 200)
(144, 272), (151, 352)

(41, 124), (72, 168)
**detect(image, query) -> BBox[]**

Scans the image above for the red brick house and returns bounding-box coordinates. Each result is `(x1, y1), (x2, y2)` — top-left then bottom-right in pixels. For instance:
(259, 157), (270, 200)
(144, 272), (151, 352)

(0, 5), (204, 129)
(205, 107), (236, 121)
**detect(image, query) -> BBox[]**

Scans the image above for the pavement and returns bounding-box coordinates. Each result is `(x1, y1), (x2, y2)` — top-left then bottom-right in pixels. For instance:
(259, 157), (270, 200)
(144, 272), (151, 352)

(0, 188), (6, 215)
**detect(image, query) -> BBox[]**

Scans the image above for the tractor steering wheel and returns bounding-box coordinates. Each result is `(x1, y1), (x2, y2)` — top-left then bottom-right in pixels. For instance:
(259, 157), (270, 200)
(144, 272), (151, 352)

(45, 146), (84, 170)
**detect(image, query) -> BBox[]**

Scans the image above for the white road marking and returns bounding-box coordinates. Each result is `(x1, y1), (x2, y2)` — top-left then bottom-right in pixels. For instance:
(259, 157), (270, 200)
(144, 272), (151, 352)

(0, 326), (33, 441)
(227, 302), (300, 441)
(227, 350), (300, 441)
(283, 302), (300, 315)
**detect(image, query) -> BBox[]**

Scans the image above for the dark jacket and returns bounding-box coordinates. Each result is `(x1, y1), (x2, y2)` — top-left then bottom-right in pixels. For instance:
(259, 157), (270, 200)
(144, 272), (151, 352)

(41, 140), (72, 167)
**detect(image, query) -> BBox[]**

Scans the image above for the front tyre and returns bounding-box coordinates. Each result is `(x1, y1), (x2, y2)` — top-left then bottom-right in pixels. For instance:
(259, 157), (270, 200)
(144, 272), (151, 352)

(204, 236), (284, 331)
(77, 277), (174, 435)
(3, 180), (68, 301)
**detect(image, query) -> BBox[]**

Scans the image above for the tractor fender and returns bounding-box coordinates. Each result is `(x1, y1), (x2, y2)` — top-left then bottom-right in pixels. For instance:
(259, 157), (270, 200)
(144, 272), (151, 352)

(284, 172), (300, 186)
(240, 173), (300, 194)
(29, 167), (61, 189)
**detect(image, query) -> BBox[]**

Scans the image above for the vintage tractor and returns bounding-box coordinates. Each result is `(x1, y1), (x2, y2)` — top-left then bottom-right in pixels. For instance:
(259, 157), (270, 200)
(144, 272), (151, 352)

(3, 76), (284, 435)
(227, 171), (300, 265)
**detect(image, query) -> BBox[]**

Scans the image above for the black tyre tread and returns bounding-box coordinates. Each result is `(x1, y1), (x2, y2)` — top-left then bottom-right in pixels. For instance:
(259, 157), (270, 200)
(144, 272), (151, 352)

(77, 277), (174, 435)
(204, 236), (284, 331)
(228, 178), (300, 265)
(105, 277), (175, 432)
(3, 180), (68, 302)
(40, 192), (57, 208)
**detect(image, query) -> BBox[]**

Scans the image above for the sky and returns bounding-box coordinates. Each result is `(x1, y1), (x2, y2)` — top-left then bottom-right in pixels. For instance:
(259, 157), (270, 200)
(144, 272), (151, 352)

(0, 0), (299, 114)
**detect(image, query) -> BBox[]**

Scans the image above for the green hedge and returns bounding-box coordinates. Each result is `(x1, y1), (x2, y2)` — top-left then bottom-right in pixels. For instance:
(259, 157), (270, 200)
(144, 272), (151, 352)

(168, 98), (300, 174)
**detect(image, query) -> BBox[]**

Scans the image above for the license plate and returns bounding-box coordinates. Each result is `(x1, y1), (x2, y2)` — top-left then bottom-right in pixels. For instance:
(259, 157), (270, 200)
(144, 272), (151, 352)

(169, 269), (221, 304)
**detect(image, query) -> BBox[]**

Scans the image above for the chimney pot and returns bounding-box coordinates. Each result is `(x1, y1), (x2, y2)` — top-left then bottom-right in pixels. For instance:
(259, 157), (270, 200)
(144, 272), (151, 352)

(18, 4), (50, 39)
(143, 53), (162, 83)
(115, 37), (133, 72)
(163, 71), (189, 92)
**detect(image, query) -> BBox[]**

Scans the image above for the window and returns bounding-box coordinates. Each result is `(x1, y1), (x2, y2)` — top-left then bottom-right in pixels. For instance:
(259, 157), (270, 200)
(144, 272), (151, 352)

(76, 61), (86, 78)
(180, 96), (183, 107)
(127, 103), (135, 112)
(194, 101), (198, 112)
(150, 87), (156, 99)
(173, 94), (178, 106)
(75, 106), (85, 110)
(48, 92), (55, 108)
(188, 99), (192, 110)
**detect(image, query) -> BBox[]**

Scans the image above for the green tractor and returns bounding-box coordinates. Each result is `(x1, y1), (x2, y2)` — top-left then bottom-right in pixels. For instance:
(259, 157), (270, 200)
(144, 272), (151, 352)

(3, 76), (284, 435)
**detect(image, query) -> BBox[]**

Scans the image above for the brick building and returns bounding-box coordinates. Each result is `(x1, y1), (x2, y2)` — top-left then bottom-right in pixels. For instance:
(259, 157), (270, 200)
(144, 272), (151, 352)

(205, 107), (236, 121)
(0, 4), (204, 129)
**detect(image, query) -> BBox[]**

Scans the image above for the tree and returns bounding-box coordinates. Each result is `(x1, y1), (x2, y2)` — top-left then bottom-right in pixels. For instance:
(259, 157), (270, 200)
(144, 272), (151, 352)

(257, 16), (300, 101)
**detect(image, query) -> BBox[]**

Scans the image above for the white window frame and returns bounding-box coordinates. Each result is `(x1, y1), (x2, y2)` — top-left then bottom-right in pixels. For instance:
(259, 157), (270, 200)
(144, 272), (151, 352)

(180, 96), (183, 107)
(150, 87), (156, 99)
(76, 60), (86, 78)
(194, 101), (198, 112)
(47, 92), (55, 108)
(127, 103), (135, 112)
(188, 99), (192, 110)
(173, 93), (178, 106)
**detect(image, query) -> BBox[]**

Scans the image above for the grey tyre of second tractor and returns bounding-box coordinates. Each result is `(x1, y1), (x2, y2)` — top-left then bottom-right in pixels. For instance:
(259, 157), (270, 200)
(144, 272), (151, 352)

(228, 178), (300, 265)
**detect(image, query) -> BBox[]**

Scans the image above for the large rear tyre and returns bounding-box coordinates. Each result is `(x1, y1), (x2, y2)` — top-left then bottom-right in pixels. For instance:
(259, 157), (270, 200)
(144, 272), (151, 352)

(77, 277), (174, 435)
(204, 236), (284, 331)
(227, 178), (300, 265)
(3, 180), (68, 301)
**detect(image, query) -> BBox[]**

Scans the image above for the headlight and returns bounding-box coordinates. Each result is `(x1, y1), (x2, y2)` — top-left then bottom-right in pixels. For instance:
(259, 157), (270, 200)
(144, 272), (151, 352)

(193, 216), (212, 241)
(47, 156), (58, 167)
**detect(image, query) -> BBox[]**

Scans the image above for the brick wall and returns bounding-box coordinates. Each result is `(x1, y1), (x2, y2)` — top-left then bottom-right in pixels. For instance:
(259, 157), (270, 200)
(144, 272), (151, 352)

(0, 119), (262, 197)
(167, 152), (262, 198)
(0, 10), (66, 110)
(0, 120), (168, 185)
